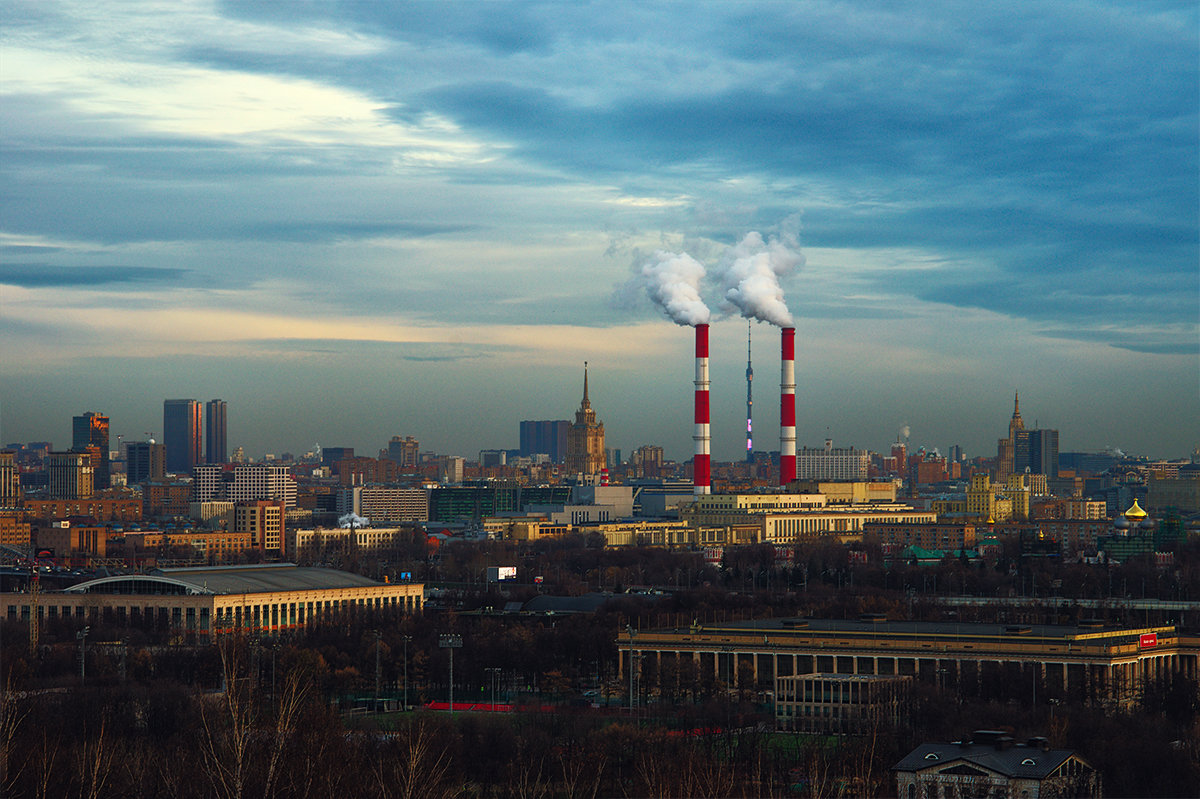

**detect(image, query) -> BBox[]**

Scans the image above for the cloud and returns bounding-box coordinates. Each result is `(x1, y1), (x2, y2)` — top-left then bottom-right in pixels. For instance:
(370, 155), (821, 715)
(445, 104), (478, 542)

(0, 0), (1196, 459)
(0, 264), (189, 287)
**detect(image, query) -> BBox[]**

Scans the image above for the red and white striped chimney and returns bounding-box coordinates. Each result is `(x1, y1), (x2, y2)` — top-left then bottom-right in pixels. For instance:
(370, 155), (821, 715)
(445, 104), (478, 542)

(780, 326), (796, 486)
(693, 323), (711, 495)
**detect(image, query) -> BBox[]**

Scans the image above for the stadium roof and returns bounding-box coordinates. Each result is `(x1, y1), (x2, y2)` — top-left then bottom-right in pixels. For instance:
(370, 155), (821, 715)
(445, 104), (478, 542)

(64, 563), (384, 596)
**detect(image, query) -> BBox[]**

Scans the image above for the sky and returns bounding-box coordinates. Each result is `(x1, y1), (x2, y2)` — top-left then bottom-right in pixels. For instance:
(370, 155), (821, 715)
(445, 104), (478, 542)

(1, 0), (1197, 463)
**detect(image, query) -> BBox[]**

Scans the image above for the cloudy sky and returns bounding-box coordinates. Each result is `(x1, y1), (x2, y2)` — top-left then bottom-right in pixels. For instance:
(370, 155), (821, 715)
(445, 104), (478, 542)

(1, 0), (1196, 463)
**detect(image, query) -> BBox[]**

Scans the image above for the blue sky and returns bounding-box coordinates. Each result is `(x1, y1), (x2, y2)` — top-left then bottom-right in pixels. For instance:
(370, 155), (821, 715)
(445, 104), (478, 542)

(1, 0), (1196, 462)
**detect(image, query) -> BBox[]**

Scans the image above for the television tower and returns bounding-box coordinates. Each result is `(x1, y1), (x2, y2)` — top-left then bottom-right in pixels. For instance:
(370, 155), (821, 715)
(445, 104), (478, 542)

(745, 320), (754, 463)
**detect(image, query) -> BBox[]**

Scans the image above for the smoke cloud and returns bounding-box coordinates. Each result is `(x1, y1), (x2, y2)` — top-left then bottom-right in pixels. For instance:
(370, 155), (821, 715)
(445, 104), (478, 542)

(636, 249), (711, 326)
(717, 230), (804, 327)
(899, 424), (911, 440)
(338, 513), (370, 528)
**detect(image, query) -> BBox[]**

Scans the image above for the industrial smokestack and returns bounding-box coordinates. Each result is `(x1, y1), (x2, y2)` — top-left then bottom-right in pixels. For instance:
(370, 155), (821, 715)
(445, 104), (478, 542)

(746, 320), (753, 463)
(780, 327), (796, 486)
(694, 323), (711, 495)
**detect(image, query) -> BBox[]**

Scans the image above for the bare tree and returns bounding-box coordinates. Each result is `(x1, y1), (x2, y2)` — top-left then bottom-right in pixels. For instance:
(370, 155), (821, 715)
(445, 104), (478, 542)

(259, 663), (311, 799)
(198, 640), (254, 799)
(557, 744), (606, 799)
(73, 716), (118, 799)
(371, 717), (458, 799)
(0, 680), (29, 798)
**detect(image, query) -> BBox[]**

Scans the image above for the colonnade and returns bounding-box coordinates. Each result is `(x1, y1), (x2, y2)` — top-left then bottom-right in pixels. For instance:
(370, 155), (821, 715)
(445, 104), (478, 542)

(619, 645), (1196, 705)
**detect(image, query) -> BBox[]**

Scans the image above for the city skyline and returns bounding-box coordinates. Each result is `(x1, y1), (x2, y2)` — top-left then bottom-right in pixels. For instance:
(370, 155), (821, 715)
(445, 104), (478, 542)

(1, 2), (1196, 461)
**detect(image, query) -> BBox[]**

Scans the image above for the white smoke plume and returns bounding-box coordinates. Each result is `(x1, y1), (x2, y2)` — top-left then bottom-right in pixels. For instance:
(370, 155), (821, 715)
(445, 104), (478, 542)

(636, 249), (711, 326)
(338, 513), (370, 528)
(899, 425), (911, 440)
(717, 229), (804, 327)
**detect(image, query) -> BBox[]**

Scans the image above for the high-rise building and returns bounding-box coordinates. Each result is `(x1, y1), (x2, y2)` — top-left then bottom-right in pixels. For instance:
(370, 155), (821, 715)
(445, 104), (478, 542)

(46, 451), (94, 499)
(193, 463), (296, 507)
(205, 399), (228, 464)
(1027, 428), (1060, 479)
(125, 440), (166, 483)
(235, 500), (285, 552)
(519, 420), (569, 462)
(795, 440), (871, 481)
(72, 411), (110, 490)
(565, 363), (605, 476)
(163, 399), (202, 474)
(0, 451), (18, 507)
(630, 445), (665, 478)
(996, 392), (1058, 480)
(321, 447), (354, 467)
(385, 435), (420, 468)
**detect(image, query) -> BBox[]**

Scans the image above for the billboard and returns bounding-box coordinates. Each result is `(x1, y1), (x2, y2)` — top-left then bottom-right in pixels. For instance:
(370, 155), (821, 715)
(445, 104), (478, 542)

(1139, 632), (1157, 649)
(486, 566), (517, 582)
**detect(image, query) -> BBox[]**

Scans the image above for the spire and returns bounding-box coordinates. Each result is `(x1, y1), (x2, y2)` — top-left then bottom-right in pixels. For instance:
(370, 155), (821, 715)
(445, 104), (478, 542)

(581, 361), (590, 409)
(1008, 389), (1025, 437)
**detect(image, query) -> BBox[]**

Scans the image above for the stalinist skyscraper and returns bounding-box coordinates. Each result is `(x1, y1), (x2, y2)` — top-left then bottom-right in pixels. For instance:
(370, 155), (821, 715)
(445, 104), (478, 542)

(996, 391), (1025, 481)
(566, 362), (606, 476)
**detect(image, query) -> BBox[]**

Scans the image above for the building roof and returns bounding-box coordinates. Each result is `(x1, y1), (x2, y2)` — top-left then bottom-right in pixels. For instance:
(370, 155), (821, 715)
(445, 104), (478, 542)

(64, 563), (386, 596)
(702, 616), (1168, 643)
(895, 737), (1081, 780)
(522, 592), (617, 614)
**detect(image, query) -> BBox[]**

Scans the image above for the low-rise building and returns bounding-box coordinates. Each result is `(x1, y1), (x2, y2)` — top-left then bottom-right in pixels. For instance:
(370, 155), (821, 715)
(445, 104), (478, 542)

(25, 496), (143, 523)
(790, 480), (899, 505)
(3, 563), (423, 644)
(619, 617), (1198, 707)
(894, 732), (1099, 799)
(286, 525), (417, 560)
(776, 672), (911, 734)
(863, 522), (978, 552)
(590, 520), (695, 547)
(0, 510), (32, 550)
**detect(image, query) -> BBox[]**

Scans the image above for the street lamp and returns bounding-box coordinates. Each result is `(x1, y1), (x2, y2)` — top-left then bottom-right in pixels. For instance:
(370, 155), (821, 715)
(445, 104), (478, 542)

(373, 630), (382, 712)
(77, 626), (90, 684)
(626, 626), (636, 712)
(439, 634), (462, 716)
(402, 635), (412, 711)
(486, 666), (501, 710)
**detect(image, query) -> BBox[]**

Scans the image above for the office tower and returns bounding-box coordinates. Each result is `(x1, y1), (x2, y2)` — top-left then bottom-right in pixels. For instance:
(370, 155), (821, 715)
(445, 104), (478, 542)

(206, 399), (227, 464)
(125, 440), (165, 483)
(72, 411), (110, 490)
(163, 399), (202, 474)
(321, 447), (354, 467)
(46, 451), (94, 499)
(519, 420), (568, 462)
(565, 363), (605, 476)
(0, 451), (18, 506)
(1027, 428), (1060, 479)
(386, 435), (420, 468)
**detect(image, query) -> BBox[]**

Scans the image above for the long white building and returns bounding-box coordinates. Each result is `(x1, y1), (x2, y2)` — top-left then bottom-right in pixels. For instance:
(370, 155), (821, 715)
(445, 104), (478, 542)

(192, 464), (297, 508)
(336, 486), (428, 523)
(795, 440), (871, 481)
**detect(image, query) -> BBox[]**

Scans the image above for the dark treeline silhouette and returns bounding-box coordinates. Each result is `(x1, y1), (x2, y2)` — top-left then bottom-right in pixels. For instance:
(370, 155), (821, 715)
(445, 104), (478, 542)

(3, 653), (1197, 798)
(5, 532), (1200, 796)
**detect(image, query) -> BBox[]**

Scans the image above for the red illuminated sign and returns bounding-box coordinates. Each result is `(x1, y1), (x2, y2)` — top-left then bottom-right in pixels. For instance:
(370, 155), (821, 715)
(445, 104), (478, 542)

(1139, 633), (1157, 648)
